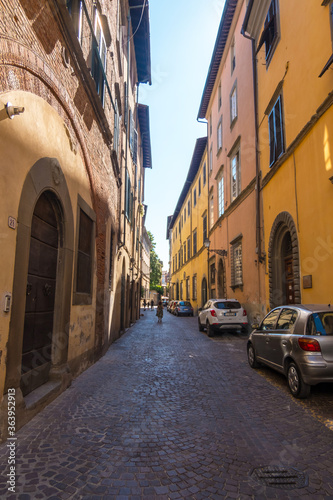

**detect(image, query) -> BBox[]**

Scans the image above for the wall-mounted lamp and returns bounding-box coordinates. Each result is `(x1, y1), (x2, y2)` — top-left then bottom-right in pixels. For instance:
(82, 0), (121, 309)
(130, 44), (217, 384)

(6, 102), (25, 119)
(204, 238), (227, 257)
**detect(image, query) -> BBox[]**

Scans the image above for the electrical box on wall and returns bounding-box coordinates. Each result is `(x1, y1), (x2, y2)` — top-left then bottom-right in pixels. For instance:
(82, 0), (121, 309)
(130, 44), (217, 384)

(4, 294), (11, 313)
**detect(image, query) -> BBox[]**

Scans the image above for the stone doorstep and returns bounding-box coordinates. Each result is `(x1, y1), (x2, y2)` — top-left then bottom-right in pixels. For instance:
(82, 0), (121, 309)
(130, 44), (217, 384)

(24, 380), (62, 411)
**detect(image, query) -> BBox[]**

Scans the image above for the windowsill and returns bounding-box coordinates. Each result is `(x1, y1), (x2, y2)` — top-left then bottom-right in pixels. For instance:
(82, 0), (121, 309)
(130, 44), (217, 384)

(230, 284), (243, 291)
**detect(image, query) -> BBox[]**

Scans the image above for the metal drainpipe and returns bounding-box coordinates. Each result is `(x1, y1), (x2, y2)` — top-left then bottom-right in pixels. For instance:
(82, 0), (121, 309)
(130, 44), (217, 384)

(122, 10), (131, 250)
(242, 30), (263, 309)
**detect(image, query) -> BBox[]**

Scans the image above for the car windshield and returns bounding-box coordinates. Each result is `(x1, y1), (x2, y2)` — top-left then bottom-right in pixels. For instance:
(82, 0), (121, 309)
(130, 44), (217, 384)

(308, 312), (333, 335)
(214, 301), (241, 310)
(179, 301), (191, 306)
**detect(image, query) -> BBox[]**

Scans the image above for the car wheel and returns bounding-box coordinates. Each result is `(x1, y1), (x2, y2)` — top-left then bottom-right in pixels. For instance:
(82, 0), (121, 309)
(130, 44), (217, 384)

(247, 343), (260, 368)
(198, 318), (204, 332)
(206, 321), (214, 337)
(287, 362), (311, 398)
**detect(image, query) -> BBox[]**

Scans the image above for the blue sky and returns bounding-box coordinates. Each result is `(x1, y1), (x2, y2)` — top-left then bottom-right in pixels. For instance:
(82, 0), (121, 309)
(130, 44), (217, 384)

(140, 0), (226, 269)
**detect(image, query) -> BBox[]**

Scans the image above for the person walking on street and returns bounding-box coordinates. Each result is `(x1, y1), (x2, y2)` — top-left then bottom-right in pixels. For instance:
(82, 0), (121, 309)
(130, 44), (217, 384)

(151, 299), (154, 310)
(143, 299), (146, 310)
(156, 301), (163, 323)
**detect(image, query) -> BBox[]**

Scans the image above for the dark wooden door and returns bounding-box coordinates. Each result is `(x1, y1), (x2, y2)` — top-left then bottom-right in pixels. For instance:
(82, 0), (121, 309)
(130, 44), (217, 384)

(21, 192), (59, 396)
(285, 257), (295, 305)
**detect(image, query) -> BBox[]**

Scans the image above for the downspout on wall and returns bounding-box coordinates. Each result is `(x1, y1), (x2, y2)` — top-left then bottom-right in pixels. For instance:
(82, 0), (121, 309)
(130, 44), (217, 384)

(241, 29), (264, 308)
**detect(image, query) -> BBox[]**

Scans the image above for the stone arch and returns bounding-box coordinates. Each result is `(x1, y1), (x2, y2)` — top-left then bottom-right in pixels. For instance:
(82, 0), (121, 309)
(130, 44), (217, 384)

(5, 158), (74, 397)
(268, 212), (300, 308)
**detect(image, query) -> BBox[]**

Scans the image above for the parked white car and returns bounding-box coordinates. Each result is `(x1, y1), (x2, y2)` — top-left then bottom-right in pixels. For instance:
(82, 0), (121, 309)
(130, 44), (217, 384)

(198, 299), (248, 337)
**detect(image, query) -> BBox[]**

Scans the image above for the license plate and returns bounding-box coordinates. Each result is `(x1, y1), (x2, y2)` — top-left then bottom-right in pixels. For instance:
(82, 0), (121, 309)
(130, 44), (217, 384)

(224, 312), (236, 316)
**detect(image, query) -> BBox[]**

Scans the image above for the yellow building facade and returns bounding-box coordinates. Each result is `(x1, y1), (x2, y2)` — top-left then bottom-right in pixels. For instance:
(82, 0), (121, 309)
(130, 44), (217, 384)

(168, 138), (209, 315)
(243, 0), (333, 310)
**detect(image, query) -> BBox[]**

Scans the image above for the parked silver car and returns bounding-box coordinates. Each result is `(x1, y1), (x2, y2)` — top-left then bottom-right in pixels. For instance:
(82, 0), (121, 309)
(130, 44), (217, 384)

(247, 304), (333, 398)
(198, 299), (248, 337)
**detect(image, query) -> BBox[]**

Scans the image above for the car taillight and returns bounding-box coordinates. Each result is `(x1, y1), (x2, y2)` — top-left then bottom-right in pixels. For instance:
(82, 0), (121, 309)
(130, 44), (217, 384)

(210, 309), (217, 317)
(243, 309), (247, 316)
(298, 338), (321, 352)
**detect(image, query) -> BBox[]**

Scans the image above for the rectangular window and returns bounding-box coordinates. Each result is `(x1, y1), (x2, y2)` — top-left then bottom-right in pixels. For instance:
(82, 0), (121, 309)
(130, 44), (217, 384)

(125, 169), (132, 220)
(92, 9), (107, 104)
(198, 178), (201, 197)
(231, 150), (240, 202)
(203, 163), (207, 186)
(193, 188), (197, 207)
(193, 229), (197, 255)
(217, 117), (222, 152)
(67, 0), (83, 42)
(186, 277), (190, 300)
(231, 241), (243, 287)
(218, 174), (224, 217)
(218, 83), (222, 110)
(178, 250), (181, 269)
(210, 262), (216, 285)
(183, 242), (186, 263)
(77, 210), (93, 294)
(209, 113), (212, 136)
(231, 37), (236, 74)
(203, 214), (207, 244)
(209, 145), (213, 173)
(257, 0), (278, 61)
(74, 196), (96, 305)
(184, 207), (186, 223)
(210, 195), (214, 229)
(129, 109), (138, 165)
(269, 95), (284, 166)
(192, 275), (197, 300)
(187, 237), (191, 260)
(188, 199), (191, 216)
(114, 100), (120, 158)
(230, 83), (237, 126)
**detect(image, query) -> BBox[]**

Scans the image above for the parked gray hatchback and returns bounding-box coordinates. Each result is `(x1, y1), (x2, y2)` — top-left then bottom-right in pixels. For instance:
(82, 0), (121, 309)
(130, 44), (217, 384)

(247, 304), (333, 398)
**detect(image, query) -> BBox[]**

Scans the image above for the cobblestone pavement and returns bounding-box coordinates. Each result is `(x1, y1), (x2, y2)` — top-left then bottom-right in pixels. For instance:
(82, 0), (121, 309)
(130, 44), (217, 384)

(1, 308), (333, 499)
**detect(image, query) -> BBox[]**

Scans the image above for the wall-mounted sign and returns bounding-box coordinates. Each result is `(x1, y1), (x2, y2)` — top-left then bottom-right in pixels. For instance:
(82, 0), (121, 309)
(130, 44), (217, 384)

(8, 216), (16, 230)
(303, 275), (312, 289)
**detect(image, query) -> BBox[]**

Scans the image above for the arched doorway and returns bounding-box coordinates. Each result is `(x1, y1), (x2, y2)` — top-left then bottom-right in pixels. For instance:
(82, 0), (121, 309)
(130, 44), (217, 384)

(201, 277), (207, 306)
(5, 158), (74, 398)
(217, 258), (225, 298)
(21, 191), (60, 396)
(268, 212), (301, 308)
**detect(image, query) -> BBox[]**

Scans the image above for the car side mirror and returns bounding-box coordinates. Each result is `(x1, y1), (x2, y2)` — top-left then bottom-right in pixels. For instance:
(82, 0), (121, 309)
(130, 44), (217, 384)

(251, 323), (259, 330)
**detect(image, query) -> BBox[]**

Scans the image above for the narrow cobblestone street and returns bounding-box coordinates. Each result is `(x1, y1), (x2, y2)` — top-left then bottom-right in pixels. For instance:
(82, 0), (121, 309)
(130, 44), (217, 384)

(1, 309), (333, 499)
